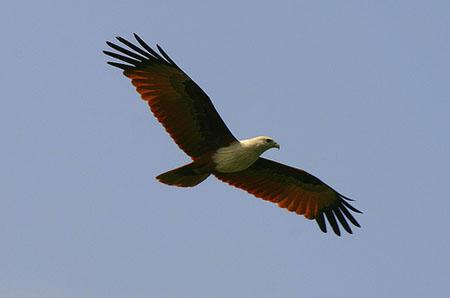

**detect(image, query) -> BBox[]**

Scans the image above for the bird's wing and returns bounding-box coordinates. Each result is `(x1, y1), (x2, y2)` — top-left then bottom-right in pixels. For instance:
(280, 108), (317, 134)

(104, 34), (237, 159)
(214, 157), (361, 235)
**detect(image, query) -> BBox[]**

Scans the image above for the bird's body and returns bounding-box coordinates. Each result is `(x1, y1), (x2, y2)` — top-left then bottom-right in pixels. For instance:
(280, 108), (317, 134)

(104, 34), (362, 236)
(156, 136), (279, 187)
(212, 136), (279, 173)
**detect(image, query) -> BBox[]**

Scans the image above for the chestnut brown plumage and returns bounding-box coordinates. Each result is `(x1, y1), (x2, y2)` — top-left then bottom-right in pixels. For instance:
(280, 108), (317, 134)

(104, 34), (236, 159)
(215, 158), (361, 235)
(104, 34), (362, 236)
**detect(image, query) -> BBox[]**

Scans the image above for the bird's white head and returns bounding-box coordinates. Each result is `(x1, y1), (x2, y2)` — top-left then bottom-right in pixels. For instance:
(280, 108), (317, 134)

(242, 136), (280, 153)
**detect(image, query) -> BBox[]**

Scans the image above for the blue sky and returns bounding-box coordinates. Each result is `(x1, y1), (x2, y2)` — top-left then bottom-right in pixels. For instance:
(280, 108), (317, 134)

(1, 1), (449, 297)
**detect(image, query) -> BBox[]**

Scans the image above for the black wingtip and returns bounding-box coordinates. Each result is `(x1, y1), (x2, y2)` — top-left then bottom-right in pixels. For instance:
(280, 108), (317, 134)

(156, 44), (178, 67)
(106, 61), (132, 70)
(132, 33), (140, 41)
(315, 212), (327, 233)
(334, 208), (353, 234)
(340, 205), (361, 228)
(114, 35), (153, 60)
(341, 199), (363, 214)
(340, 194), (354, 201)
(133, 34), (166, 62)
(325, 210), (341, 236)
(105, 33), (176, 69)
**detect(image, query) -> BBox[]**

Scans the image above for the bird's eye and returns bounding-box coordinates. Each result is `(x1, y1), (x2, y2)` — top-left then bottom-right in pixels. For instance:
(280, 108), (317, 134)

(266, 139), (272, 143)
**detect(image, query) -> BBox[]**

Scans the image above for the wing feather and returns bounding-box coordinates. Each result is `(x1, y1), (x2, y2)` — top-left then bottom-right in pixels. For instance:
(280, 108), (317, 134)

(104, 34), (237, 158)
(214, 157), (361, 236)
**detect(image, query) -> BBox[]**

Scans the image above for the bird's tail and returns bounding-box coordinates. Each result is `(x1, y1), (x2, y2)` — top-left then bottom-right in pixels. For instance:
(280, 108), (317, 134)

(156, 162), (210, 187)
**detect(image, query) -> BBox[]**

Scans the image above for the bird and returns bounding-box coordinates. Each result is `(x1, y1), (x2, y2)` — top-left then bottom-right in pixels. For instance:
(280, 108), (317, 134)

(103, 34), (362, 236)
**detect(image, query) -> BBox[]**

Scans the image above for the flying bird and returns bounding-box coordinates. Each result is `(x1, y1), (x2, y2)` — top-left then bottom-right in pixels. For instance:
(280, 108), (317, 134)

(104, 34), (362, 236)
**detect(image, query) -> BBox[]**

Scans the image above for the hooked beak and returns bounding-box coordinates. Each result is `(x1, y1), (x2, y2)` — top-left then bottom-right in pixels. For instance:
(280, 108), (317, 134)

(274, 142), (280, 150)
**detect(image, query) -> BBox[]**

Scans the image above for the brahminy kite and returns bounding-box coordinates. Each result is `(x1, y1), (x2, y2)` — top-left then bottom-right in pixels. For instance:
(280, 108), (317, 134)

(104, 34), (362, 236)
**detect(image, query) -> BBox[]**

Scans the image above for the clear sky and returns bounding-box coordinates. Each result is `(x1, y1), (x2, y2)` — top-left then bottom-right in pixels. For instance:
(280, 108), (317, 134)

(1, 1), (449, 297)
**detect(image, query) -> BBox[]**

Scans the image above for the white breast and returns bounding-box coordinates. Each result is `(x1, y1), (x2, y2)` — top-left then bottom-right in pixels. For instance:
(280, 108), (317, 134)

(212, 141), (261, 173)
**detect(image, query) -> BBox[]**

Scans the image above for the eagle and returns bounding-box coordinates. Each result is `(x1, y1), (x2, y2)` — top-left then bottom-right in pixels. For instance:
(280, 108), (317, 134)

(104, 34), (362, 236)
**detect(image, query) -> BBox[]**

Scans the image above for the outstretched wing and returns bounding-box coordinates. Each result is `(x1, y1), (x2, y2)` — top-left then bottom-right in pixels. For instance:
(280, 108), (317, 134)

(214, 158), (362, 236)
(104, 34), (237, 159)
